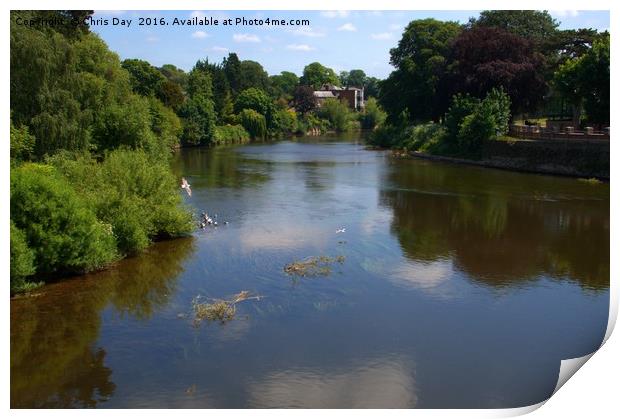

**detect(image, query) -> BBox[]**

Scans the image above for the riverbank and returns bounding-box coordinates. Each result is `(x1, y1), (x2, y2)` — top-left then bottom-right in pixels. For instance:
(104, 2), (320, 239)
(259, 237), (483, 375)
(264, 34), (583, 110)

(392, 137), (610, 180)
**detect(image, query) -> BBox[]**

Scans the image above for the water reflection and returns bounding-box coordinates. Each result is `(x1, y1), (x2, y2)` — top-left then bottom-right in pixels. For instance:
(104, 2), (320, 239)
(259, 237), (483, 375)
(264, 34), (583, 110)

(248, 356), (417, 408)
(10, 238), (196, 408)
(380, 160), (609, 290)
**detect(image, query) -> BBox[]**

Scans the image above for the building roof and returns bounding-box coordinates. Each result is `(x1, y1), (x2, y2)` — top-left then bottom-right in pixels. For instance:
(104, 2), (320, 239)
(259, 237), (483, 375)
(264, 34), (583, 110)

(313, 91), (337, 98)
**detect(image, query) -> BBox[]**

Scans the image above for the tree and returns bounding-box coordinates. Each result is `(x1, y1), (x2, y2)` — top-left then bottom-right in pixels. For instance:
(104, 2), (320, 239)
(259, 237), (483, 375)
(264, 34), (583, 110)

(364, 77), (381, 98)
(179, 67), (217, 145)
(345, 69), (366, 88)
(359, 97), (386, 129)
(300, 62), (340, 89)
(239, 60), (270, 92)
(158, 80), (185, 111)
(449, 26), (547, 114)
(318, 98), (352, 132)
(269, 71), (299, 99)
(159, 64), (188, 89)
(121, 58), (166, 97)
(473, 10), (559, 47)
(234, 87), (272, 116)
(223, 53), (242, 94)
(553, 34), (609, 125)
(379, 18), (462, 123)
(293, 85), (316, 114)
(239, 109), (267, 139)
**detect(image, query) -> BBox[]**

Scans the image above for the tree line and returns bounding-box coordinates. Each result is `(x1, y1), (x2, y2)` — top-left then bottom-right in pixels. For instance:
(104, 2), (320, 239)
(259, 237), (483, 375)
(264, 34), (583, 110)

(371, 10), (610, 154)
(9, 10), (385, 293)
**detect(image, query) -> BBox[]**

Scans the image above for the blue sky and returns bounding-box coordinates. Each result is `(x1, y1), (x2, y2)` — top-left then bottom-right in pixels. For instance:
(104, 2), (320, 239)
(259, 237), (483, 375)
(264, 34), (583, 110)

(90, 10), (610, 79)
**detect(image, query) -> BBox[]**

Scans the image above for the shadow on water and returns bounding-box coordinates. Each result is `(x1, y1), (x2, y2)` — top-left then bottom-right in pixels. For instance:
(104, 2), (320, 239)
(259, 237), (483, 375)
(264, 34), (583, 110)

(10, 238), (196, 408)
(380, 159), (609, 291)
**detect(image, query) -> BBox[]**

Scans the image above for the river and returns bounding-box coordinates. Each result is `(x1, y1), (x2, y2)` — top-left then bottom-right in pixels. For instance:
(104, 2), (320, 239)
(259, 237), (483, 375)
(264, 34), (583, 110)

(11, 134), (609, 408)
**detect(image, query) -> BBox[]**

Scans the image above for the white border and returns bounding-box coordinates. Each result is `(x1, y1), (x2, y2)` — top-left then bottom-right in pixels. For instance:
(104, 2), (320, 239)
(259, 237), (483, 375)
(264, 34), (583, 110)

(2, 1), (616, 417)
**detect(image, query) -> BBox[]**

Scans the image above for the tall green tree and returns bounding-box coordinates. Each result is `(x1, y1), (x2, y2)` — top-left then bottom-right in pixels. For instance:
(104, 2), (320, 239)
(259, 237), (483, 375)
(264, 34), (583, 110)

(300, 62), (340, 89)
(269, 71), (299, 99)
(473, 10), (559, 47)
(121, 58), (166, 97)
(239, 60), (270, 92)
(553, 34), (610, 125)
(223, 53), (242, 94)
(379, 18), (462, 122)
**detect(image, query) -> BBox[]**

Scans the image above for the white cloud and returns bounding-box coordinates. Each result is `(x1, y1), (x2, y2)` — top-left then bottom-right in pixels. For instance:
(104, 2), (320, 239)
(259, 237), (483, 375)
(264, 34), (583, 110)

(233, 33), (261, 43)
(370, 32), (394, 40)
(286, 44), (316, 52)
(553, 10), (580, 18)
(337, 23), (357, 32)
(94, 10), (126, 16)
(190, 10), (206, 19)
(190, 10), (229, 21)
(321, 10), (350, 18)
(389, 23), (404, 31)
(145, 36), (159, 43)
(289, 27), (326, 38)
(191, 31), (209, 39)
(211, 46), (229, 53)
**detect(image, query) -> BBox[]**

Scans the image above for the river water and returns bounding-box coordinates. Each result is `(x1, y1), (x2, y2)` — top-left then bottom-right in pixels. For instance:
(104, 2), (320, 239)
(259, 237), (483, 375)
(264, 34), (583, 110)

(11, 135), (609, 408)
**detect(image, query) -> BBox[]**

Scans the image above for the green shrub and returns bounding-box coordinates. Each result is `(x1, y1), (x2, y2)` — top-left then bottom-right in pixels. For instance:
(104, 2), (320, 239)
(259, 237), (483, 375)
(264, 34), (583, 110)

(481, 88), (511, 136)
(10, 119), (35, 162)
(457, 105), (497, 154)
(10, 163), (118, 276)
(270, 108), (298, 136)
(10, 221), (39, 293)
(445, 94), (480, 141)
(368, 122), (408, 148)
(402, 123), (448, 152)
(213, 125), (250, 145)
(318, 98), (352, 132)
(359, 97), (387, 129)
(49, 149), (194, 255)
(239, 109), (267, 140)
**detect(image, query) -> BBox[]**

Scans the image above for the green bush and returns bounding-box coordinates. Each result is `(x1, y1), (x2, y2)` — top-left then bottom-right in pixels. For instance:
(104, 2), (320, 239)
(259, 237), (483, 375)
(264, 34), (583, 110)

(10, 119), (35, 162)
(10, 221), (39, 293)
(318, 98), (352, 132)
(359, 97), (387, 129)
(10, 163), (118, 276)
(457, 105), (497, 153)
(239, 109), (267, 140)
(482, 88), (511, 136)
(270, 108), (298, 137)
(213, 125), (251, 145)
(49, 149), (194, 256)
(445, 94), (480, 141)
(368, 122), (407, 148)
(401, 123), (447, 152)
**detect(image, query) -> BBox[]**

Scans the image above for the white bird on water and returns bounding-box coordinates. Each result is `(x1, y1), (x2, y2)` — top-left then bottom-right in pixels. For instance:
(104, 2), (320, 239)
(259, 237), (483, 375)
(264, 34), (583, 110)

(181, 177), (192, 197)
(336, 228), (346, 234)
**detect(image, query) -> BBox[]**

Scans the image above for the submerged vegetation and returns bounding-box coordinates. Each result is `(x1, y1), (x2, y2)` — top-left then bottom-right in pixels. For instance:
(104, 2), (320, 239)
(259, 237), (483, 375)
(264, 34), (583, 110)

(191, 291), (263, 325)
(284, 256), (346, 278)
